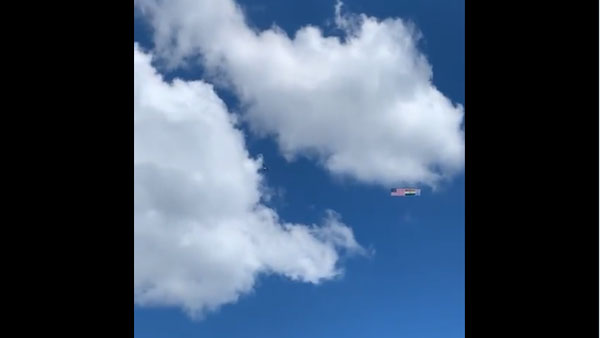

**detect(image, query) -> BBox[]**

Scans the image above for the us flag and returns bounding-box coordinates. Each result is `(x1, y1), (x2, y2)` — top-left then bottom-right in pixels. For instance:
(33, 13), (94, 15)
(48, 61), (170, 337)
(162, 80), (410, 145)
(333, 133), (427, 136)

(391, 188), (420, 196)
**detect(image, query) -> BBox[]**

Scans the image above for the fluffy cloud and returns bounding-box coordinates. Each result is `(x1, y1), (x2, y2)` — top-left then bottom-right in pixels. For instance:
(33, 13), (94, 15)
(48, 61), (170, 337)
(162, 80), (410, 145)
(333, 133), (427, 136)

(134, 0), (465, 187)
(134, 45), (363, 317)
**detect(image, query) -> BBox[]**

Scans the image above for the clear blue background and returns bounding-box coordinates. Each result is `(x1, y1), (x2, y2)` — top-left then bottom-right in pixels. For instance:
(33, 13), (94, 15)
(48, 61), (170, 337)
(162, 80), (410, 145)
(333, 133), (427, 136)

(134, 0), (465, 337)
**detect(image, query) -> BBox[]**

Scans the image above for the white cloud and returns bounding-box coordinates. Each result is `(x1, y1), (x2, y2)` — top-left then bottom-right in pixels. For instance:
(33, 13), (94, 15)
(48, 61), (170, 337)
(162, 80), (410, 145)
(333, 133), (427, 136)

(134, 45), (364, 317)
(134, 0), (465, 187)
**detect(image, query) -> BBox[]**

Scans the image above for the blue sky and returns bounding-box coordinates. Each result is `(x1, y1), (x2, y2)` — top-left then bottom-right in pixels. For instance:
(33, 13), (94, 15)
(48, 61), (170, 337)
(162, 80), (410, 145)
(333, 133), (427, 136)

(134, 0), (464, 337)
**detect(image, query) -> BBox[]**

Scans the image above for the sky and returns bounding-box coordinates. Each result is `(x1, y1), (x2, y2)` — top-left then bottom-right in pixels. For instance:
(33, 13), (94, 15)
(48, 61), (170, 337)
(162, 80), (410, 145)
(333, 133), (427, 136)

(134, 0), (465, 337)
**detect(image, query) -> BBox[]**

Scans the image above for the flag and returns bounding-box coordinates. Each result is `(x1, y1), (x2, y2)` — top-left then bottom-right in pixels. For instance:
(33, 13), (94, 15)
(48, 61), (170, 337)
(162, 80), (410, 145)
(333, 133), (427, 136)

(391, 188), (420, 196)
